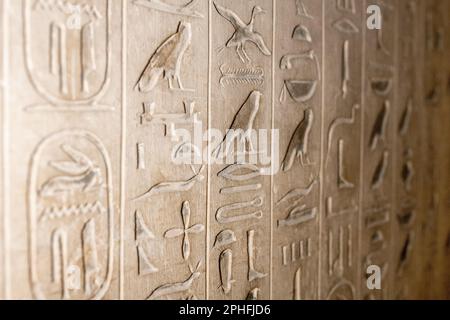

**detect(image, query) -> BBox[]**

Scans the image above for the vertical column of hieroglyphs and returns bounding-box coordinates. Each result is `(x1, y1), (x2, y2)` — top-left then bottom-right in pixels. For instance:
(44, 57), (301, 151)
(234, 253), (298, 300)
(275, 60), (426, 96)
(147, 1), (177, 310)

(124, 0), (208, 300)
(420, 0), (447, 299)
(391, 0), (424, 300)
(428, 0), (450, 299)
(6, 0), (122, 299)
(272, 0), (322, 300)
(361, 0), (398, 300)
(208, 0), (273, 300)
(319, 0), (363, 300)
(413, 0), (428, 300)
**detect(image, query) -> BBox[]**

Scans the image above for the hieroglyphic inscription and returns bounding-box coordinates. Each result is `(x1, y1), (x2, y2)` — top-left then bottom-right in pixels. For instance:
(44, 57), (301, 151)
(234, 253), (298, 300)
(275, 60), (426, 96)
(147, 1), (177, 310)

(361, 0), (398, 300)
(0, 0), (448, 301)
(24, 0), (116, 111)
(320, 0), (363, 299)
(209, 0), (272, 300)
(420, 0), (449, 299)
(273, 0), (322, 300)
(124, 0), (208, 300)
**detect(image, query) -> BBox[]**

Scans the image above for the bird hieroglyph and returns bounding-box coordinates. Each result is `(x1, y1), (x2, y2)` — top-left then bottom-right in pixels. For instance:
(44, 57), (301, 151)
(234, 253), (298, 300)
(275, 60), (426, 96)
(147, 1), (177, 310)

(212, 90), (263, 159)
(214, 3), (272, 64)
(281, 108), (314, 172)
(136, 21), (193, 92)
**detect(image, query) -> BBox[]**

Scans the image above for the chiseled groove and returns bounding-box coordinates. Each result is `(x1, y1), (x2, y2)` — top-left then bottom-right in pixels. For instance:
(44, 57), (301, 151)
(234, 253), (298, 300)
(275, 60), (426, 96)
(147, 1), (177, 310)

(357, 0), (367, 300)
(119, 0), (127, 300)
(205, 0), (212, 300)
(317, 0), (325, 300)
(415, 0), (426, 300)
(269, 0), (276, 300)
(389, 0), (400, 300)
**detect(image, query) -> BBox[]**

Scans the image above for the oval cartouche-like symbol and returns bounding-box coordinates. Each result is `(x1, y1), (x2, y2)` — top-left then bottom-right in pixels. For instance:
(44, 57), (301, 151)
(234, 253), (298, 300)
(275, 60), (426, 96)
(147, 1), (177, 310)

(371, 78), (393, 96)
(333, 18), (359, 34)
(397, 209), (415, 227)
(214, 230), (237, 249)
(285, 80), (318, 103)
(24, 0), (112, 110)
(326, 279), (356, 300)
(218, 164), (263, 181)
(28, 130), (114, 300)
(292, 24), (312, 42)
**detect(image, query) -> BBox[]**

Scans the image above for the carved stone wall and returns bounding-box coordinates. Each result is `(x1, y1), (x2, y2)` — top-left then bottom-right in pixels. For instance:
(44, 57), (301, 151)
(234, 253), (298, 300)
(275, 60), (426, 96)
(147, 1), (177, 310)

(0, 0), (449, 300)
